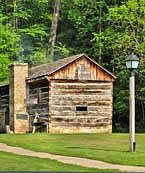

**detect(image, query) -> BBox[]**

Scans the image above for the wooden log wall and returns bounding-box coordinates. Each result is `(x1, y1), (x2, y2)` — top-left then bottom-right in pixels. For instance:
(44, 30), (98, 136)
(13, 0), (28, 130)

(27, 84), (49, 131)
(27, 85), (49, 116)
(0, 86), (9, 132)
(49, 80), (113, 133)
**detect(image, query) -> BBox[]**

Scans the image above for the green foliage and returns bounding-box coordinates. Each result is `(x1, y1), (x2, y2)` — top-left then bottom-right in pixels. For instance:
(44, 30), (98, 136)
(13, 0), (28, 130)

(0, 57), (11, 81)
(92, 0), (145, 129)
(66, 0), (101, 57)
(22, 48), (52, 66)
(20, 24), (48, 37)
(0, 21), (19, 81)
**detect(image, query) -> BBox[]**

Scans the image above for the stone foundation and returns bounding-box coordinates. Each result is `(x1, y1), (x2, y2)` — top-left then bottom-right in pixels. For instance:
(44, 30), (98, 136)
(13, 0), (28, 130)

(49, 125), (112, 134)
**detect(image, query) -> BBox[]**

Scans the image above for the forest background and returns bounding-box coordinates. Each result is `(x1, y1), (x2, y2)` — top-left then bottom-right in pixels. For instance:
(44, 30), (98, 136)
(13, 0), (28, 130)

(1, 0), (145, 132)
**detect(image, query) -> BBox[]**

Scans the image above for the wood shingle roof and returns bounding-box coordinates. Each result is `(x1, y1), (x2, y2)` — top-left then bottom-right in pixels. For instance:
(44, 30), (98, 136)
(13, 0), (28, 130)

(28, 54), (83, 80)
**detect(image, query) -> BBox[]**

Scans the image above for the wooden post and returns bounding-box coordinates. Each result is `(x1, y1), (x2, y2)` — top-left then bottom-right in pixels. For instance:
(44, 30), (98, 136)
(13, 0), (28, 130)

(32, 113), (39, 134)
(5, 125), (10, 133)
(46, 124), (49, 134)
(129, 70), (136, 152)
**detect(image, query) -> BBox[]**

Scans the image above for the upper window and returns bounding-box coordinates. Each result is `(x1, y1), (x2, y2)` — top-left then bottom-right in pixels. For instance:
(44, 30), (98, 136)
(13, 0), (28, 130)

(75, 64), (89, 80)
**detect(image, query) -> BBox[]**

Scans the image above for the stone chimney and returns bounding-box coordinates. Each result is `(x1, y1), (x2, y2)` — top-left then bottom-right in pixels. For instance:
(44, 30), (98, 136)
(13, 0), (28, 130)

(9, 63), (29, 133)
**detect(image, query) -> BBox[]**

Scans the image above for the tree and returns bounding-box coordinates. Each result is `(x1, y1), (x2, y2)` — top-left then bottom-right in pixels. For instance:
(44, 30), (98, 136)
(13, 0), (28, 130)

(47, 0), (61, 58)
(92, 0), (145, 130)
(13, 0), (18, 30)
(0, 20), (20, 81)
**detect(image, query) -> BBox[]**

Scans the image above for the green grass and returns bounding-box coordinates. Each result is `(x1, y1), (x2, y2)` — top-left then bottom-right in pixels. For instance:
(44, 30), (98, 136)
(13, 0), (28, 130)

(0, 133), (145, 167)
(0, 151), (116, 171)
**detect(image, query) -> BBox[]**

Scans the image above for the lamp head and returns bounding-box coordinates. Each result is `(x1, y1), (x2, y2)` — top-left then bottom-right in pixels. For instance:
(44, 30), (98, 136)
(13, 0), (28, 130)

(126, 53), (139, 69)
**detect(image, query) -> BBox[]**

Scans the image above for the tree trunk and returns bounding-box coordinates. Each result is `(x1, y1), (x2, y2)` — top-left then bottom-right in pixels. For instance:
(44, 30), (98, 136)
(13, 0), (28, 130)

(141, 99), (145, 127)
(47, 0), (61, 59)
(4, 0), (7, 15)
(98, 1), (102, 64)
(13, 0), (18, 31)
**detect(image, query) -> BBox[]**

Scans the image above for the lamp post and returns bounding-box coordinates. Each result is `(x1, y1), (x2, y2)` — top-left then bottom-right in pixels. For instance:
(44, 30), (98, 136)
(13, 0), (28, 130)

(126, 53), (139, 152)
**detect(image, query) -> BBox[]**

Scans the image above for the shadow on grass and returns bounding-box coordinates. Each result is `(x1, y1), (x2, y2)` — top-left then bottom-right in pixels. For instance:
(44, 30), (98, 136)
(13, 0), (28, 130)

(66, 146), (129, 153)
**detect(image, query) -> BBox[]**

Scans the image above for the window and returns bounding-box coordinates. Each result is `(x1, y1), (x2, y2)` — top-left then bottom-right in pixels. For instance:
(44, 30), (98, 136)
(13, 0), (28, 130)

(76, 106), (88, 112)
(75, 64), (89, 80)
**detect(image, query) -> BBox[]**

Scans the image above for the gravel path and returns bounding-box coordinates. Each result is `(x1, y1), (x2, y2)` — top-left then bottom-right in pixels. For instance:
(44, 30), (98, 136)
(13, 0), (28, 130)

(0, 142), (145, 172)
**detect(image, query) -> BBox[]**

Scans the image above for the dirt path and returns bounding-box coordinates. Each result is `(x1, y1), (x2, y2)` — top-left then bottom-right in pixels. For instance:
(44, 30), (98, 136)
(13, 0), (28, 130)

(0, 143), (145, 172)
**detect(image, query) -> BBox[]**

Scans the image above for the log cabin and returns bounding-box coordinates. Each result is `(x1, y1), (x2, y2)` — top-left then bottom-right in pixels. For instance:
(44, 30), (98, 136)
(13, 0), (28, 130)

(0, 53), (116, 133)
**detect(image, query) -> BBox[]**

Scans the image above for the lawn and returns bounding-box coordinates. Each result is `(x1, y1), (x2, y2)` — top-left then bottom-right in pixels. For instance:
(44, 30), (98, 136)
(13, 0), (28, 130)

(0, 133), (145, 167)
(0, 151), (116, 171)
